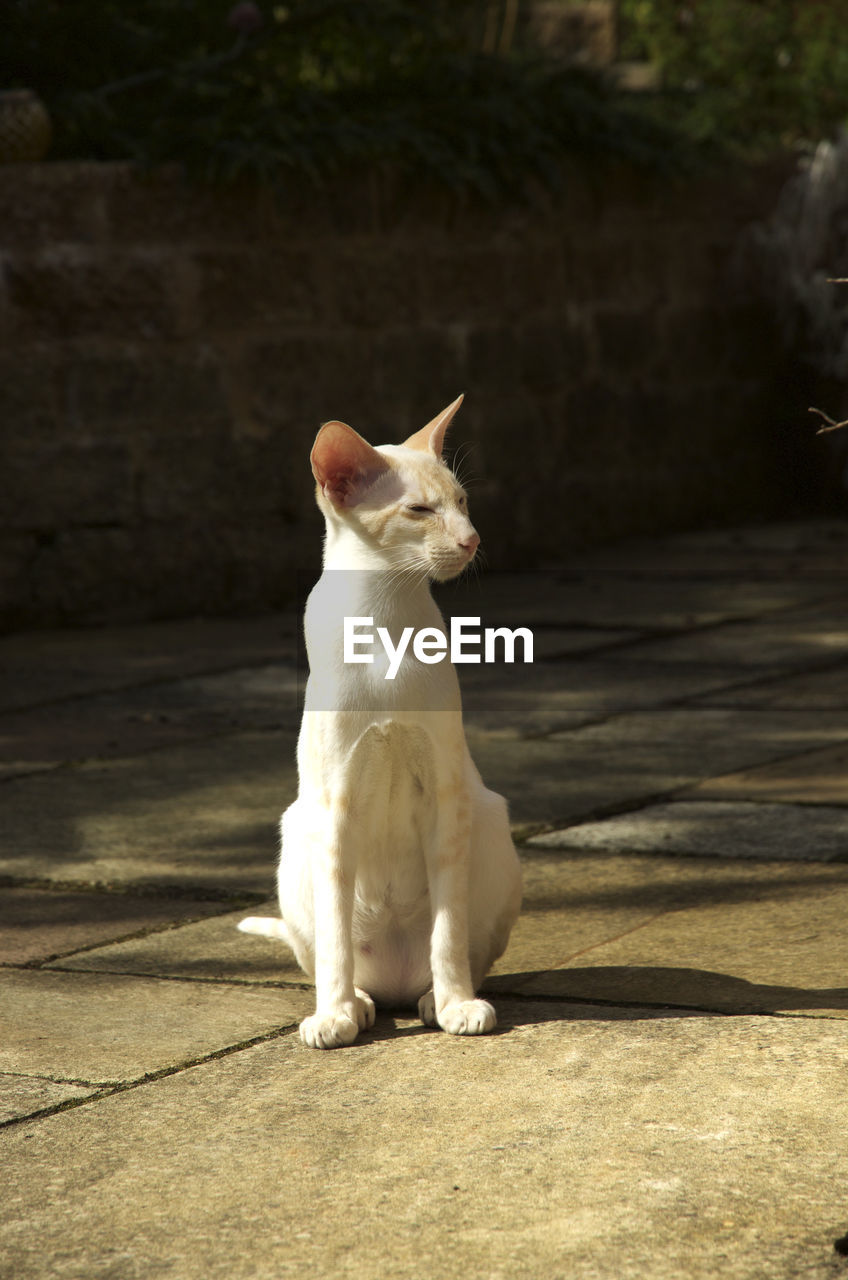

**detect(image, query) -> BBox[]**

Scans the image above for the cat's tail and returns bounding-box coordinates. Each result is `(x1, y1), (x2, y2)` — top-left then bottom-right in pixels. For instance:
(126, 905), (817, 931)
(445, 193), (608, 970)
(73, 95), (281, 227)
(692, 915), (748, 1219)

(237, 916), (291, 944)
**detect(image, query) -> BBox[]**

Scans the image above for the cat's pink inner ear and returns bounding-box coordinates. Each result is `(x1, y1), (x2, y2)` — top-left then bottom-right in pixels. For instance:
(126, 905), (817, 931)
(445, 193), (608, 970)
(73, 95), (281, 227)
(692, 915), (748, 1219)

(402, 393), (464, 457)
(311, 420), (390, 508)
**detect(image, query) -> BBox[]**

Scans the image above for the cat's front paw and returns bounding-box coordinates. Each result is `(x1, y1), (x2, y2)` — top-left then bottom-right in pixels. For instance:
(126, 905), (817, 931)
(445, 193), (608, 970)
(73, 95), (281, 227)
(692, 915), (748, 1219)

(299, 1012), (360, 1050)
(299, 992), (375, 1049)
(438, 998), (497, 1037)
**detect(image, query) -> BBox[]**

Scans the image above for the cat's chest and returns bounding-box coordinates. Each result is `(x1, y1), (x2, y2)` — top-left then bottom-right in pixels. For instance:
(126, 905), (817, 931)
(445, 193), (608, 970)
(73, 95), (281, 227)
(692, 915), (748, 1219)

(345, 721), (440, 887)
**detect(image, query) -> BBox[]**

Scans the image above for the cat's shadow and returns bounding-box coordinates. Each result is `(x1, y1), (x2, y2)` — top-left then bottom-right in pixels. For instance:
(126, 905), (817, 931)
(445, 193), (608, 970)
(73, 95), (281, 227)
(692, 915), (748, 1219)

(359, 965), (848, 1042)
(485, 964), (848, 1022)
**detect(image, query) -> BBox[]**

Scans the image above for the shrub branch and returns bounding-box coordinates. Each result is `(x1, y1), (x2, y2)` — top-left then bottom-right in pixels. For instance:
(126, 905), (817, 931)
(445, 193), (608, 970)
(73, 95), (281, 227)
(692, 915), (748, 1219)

(809, 407), (848, 435)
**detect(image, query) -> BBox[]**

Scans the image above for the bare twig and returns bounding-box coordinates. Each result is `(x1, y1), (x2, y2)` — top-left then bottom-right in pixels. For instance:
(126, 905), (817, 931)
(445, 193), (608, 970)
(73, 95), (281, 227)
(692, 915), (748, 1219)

(809, 406), (848, 434)
(827, 278), (848, 283)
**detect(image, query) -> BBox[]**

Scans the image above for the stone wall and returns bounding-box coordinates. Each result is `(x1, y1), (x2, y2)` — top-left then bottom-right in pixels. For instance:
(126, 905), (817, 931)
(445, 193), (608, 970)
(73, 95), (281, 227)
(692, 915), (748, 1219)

(0, 159), (800, 631)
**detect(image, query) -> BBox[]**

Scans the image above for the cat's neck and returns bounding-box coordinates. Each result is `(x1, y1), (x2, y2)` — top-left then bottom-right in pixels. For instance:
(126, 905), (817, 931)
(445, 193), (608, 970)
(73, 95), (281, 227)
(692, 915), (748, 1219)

(315, 524), (437, 627)
(321, 521), (431, 585)
(321, 521), (388, 574)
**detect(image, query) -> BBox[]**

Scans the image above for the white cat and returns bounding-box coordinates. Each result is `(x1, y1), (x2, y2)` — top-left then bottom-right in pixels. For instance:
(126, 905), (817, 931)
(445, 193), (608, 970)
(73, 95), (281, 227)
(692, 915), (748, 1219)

(239, 395), (522, 1048)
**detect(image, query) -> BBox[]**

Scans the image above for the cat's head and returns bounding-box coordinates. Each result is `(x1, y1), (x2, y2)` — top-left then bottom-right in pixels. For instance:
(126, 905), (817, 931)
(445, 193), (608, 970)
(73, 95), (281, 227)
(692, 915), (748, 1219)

(310, 394), (480, 582)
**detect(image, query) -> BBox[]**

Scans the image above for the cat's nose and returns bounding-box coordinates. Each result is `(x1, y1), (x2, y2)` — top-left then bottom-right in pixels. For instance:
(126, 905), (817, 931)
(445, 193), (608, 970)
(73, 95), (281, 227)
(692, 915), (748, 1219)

(459, 532), (480, 555)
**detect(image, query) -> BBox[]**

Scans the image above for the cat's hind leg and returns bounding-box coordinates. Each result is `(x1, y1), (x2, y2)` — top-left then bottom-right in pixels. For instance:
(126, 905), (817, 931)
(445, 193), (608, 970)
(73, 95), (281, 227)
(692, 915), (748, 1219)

(355, 987), (376, 1028)
(468, 783), (522, 988)
(418, 990), (437, 1026)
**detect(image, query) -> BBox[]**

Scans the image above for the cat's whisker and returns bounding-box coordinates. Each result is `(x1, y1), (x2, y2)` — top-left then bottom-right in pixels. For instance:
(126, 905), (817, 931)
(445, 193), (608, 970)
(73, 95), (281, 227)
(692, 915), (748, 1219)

(450, 441), (476, 480)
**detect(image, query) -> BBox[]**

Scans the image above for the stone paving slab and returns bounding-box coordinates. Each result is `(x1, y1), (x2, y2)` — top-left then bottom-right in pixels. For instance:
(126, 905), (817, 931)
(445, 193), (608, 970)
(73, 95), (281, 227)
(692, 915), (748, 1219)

(0, 1074), (102, 1125)
(461, 658), (760, 736)
(619, 599), (848, 670)
(709, 670), (848, 708)
(469, 706), (848, 827)
(0, 614), (296, 714)
(695, 662), (848, 710)
(0, 664), (300, 779)
(0, 887), (230, 964)
(571, 518), (848, 576)
(530, 800), (848, 861)
(0, 968), (311, 1084)
(50, 901), (308, 987)
(686, 742), (848, 806)
(439, 571), (839, 631)
(487, 855), (848, 1017)
(1, 1007), (846, 1280)
(0, 730), (294, 892)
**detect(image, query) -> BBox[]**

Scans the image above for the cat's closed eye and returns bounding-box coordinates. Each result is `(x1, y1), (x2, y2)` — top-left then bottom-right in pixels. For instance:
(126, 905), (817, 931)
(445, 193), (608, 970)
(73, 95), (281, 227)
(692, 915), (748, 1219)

(407, 504), (434, 514)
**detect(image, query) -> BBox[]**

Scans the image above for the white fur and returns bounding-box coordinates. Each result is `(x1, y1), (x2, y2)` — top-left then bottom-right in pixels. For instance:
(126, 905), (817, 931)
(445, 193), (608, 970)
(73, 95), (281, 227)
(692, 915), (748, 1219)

(240, 399), (522, 1048)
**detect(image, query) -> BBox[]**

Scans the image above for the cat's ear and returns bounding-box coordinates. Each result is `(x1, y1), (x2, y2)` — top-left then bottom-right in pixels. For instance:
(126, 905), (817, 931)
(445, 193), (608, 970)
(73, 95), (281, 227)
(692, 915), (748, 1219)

(402, 393), (464, 458)
(311, 420), (390, 508)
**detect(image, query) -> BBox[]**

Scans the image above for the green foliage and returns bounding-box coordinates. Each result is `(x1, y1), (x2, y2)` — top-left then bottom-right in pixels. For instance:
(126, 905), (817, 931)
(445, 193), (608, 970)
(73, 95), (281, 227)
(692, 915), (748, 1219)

(0, 0), (687, 196)
(619, 0), (848, 148)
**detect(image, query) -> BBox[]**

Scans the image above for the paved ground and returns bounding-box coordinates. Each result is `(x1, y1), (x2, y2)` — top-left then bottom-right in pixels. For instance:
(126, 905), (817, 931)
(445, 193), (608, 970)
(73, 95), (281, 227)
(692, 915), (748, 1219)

(2, 519), (848, 1280)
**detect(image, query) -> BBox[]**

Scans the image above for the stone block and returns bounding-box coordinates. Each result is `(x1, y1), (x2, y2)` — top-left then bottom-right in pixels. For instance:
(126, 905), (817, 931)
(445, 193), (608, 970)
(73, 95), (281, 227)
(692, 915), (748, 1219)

(569, 232), (670, 306)
(522, 318), (591, 392)
(61, 339), (229, 431)
(27, 526), (137, 625)
(417, 248), (508, 324)
(24, 516), (310, 627)
(194, 246), (328, 332)
(6, 247), (181, 342)
(502, 239), (564, 318)
(0, 347), (64, 437)
(465, 325), (521, 386)
(659, 305), (735, 379)
(562, 380), (633, 463)
(593, 306), (660, 377)
(375, 327), (464, 407)
(102, 164), (273, 245)
(0, 533), (38, 631)
(0, 161), (111, 248)
(134, 430), (284, 524)
(5, 441), (133, 531)
(242, 333), (375, 434)
(330, 248), (421, 329)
